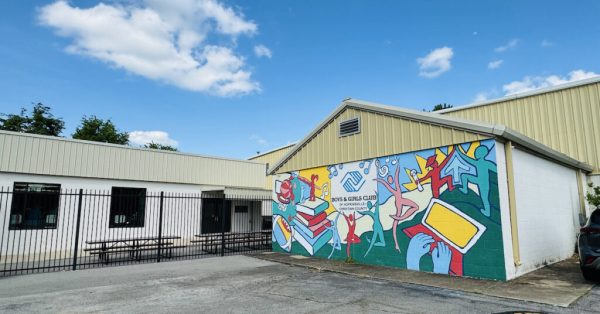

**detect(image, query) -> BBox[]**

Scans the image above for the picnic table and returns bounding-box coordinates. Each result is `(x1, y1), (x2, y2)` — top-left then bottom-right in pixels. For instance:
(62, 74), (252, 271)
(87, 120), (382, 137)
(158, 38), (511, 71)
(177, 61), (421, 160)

(84, 235), (185, 263)
(191, 231), (271, 254)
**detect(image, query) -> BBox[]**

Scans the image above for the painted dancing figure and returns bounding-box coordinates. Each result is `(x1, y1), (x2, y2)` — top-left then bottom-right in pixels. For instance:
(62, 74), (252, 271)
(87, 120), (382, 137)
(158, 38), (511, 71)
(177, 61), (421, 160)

(376, 165), (419, 253)
(326, 213), (342, 259)
(456, 145), (497, 217)
(359, 198), (386, 257)
(343, 212), (361, 258)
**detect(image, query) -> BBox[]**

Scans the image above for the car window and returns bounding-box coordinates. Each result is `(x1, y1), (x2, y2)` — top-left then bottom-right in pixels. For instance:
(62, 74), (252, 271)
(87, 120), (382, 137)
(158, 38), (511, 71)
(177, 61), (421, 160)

(591, 210), (600, 225)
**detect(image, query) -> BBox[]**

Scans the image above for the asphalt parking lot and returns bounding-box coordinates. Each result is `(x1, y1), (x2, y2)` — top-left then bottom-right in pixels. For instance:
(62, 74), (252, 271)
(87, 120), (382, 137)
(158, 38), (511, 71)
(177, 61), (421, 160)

(0, 256), (598, 313)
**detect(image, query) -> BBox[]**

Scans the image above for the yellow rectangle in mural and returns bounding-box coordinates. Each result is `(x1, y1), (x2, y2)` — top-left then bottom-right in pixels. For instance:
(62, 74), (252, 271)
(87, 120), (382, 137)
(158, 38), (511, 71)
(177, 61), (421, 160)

(423, 199), (486, 253)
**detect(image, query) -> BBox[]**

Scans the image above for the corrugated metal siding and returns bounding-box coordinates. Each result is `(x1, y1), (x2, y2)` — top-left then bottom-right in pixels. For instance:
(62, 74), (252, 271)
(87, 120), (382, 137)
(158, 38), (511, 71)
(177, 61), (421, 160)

(0, 131), (266, 189)
(444, 82), (600, 172)
(277, 108), (489, 173)
(248, 145), (294, 189)
(248, 145), (294, 166)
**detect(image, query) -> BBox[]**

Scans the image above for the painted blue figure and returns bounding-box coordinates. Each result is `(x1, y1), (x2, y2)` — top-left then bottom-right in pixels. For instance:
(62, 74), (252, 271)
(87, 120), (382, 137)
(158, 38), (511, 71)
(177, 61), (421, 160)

(326, 212), (342, 259)
(456, 145), (497, 217)
(359, 199), (386, 257)
(406, 233), (452, 274)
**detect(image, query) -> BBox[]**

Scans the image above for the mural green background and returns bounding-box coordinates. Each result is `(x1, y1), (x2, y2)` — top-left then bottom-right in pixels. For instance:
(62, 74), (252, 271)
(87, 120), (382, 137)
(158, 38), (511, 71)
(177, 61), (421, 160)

(272, 139), (506, 281)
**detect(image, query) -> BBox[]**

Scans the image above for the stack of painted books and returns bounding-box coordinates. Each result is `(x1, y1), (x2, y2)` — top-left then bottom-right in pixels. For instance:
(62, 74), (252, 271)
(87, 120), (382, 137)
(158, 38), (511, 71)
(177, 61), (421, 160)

(292, 198), (332, 255)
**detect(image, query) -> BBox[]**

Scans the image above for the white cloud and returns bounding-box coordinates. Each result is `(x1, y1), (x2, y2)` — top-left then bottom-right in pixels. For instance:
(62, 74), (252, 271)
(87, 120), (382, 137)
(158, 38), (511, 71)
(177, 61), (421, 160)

(488, 59), (503, 69)
(541, 39), (554, 47)
(417, 47), (453, 78)
(250, 134), (268, 146)
(503, 70), (599, 95)
(129, 131), (178, 147)
(473, 92), (489, 102)
(254, 44), (272, 58)
(494, 39), (520, 52)
(38, 0), (261, 97)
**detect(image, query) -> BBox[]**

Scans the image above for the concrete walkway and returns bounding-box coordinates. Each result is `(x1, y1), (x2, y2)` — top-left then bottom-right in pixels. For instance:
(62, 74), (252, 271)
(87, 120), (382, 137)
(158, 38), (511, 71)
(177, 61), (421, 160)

(252, 252), (595, 307)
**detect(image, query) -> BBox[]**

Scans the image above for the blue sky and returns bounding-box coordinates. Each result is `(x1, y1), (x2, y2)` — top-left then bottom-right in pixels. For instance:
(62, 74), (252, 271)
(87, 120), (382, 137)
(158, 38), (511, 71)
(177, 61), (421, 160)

(0, 1), (599, 159)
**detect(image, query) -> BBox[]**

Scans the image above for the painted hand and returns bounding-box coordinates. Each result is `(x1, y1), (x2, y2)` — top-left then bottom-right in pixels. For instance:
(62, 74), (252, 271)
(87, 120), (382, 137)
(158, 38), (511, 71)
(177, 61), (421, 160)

(432, 242), (452, 274)
(406, 233), (434, 271)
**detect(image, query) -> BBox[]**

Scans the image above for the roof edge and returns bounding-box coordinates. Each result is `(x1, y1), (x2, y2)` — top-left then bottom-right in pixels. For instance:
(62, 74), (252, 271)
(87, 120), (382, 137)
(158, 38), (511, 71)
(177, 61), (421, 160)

(268, 99), (351, 174)
(347, 98), (499, 135)
(0, 129), (265, 165)
(496, 127), (593, 172)
(247, 142), (298, 160)
(268, 98), (593, 175)
(438, 76), (600, 114)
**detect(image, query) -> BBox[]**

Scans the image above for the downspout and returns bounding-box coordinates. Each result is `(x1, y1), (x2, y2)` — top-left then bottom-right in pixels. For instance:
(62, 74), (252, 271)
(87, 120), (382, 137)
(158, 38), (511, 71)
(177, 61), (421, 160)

(576, 170), (587, 222)
(504, 140), (522, 266)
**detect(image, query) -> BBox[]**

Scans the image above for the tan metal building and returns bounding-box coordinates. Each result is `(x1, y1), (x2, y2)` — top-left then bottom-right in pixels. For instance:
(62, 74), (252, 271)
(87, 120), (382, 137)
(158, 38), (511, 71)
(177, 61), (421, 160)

(439, 77), (600, 175)
(268, 98), (591, 280)
(248, 143), (296, 189)
(268, 99), (589, 174)
(0, 130), (267, 192)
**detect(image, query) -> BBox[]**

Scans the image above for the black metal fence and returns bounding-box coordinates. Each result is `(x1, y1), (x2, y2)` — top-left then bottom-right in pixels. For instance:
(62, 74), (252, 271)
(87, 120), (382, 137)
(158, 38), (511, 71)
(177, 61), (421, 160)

(0, 187), (272, 276)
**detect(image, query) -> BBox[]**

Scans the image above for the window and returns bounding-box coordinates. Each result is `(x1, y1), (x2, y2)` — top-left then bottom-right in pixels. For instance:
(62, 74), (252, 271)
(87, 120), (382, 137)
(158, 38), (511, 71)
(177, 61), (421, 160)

(234, 205), (248, 213)
(10, 182), (60, 230)
(591, 210), (600, 225)
(109, 187), (146, 228)
(339, 117), (360, 137)
(262, 216), (272, 230)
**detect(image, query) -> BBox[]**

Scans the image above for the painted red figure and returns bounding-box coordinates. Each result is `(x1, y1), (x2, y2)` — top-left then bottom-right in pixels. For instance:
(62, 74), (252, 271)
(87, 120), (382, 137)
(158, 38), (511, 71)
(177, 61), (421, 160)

(277, 174), (319, 204)
(309, 174), (318, 201)
(343, 212), (361, 258)
(296, 174), (319, 201)
(418, 150), (455, 198)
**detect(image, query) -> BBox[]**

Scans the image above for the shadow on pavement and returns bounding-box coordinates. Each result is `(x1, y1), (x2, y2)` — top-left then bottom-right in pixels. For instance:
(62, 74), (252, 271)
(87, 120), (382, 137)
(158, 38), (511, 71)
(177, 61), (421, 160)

(251, 252), (596, 307)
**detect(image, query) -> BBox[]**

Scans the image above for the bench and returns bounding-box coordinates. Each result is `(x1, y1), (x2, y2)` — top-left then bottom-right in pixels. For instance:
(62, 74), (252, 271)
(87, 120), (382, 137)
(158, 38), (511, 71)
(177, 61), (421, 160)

(191, 231), (271, 253)
(85, 236), (184, 263)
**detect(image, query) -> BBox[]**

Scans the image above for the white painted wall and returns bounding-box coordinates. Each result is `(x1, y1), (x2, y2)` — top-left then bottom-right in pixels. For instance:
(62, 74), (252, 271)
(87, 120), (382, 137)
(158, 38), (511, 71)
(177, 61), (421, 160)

(510, 148), (581, 277)
(0, 172), (264, 266)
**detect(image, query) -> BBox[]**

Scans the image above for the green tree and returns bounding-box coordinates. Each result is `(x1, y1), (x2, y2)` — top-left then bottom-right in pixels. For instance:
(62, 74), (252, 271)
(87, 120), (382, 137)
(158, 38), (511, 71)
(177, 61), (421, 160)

(144, 142), (178, 151)
(586, 183), (600, 209)
(0, 103), (65, 136)
(432, 103), (453, 111)
(72, 116), (129, 144)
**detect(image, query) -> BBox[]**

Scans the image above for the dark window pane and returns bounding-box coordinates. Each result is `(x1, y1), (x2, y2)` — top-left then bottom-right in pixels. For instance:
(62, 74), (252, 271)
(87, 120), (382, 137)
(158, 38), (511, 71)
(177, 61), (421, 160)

(262, 216), (272, 230)
(109, 187), (146, 228)
(10, 182), (60, 230)
(234, 205), (248, 213)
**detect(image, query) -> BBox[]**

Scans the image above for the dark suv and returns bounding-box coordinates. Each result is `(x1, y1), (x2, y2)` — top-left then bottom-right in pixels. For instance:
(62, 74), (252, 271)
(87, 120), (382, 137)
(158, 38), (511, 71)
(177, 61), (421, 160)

(578, 208), (600, 281)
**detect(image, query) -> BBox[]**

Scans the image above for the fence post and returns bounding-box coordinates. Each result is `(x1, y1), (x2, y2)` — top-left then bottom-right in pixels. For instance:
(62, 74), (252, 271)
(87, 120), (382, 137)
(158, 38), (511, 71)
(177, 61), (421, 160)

(157, 191), (164, 263)
(221, 196), (226, 257)
(72, 189), (84, 271)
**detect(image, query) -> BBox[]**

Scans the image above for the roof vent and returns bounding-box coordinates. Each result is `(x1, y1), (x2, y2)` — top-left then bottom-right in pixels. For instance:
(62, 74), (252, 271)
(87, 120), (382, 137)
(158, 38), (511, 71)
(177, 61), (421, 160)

(339, 117), (360, 137)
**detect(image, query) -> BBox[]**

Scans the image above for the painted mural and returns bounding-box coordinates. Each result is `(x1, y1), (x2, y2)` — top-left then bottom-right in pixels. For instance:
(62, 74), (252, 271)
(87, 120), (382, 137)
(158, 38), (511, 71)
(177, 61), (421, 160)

(272, 139), (506, 280)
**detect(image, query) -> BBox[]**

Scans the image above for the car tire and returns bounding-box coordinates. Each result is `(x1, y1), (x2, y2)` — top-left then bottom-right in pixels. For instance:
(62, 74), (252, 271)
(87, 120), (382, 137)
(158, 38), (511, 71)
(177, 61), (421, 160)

(581, 267), (597, 281)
